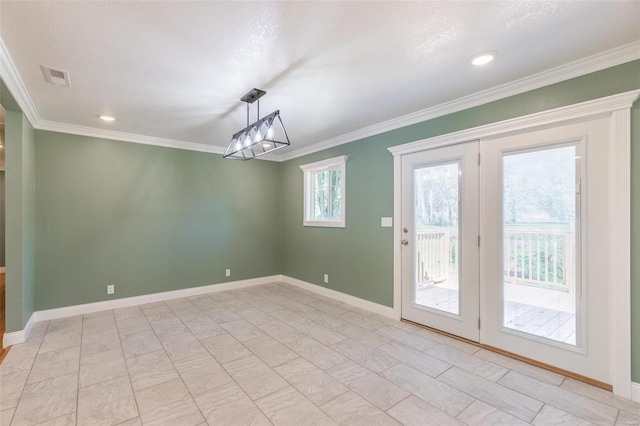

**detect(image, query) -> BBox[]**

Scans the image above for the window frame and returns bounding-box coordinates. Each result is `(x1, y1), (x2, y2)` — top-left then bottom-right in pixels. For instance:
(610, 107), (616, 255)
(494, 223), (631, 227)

(299, 155), (348, 228)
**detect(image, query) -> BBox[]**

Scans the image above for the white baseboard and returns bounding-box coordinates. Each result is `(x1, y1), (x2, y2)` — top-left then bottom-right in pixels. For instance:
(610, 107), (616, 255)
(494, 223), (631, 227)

(3, 313), (35, 348)
(2, 275), (280, 347)
(280, 275), (396, 319)
(632, 382), (640, 402)
(32, 275), (281, 322)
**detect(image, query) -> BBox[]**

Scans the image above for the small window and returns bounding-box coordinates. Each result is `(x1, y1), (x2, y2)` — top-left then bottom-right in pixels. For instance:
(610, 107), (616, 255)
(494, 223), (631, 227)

(300, 155), (347, 227)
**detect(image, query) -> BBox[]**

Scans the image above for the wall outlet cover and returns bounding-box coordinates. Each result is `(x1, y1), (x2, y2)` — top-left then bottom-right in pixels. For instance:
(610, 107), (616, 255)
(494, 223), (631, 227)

(323, 274), (329, 283)
(225, 269), (231, 277)
(107, 285), (115, 295)
(381, 217), (393, 227)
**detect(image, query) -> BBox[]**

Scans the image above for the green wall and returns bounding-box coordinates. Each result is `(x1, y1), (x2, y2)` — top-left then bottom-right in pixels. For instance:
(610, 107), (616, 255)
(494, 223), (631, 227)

(280, 60), (640, 380)
(4, 108), (35, 332)
(33, 131), (282, 311)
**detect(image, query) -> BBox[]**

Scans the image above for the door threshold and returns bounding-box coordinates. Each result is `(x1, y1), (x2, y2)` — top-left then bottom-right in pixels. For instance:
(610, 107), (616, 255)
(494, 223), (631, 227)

(401, 318), (612, 391)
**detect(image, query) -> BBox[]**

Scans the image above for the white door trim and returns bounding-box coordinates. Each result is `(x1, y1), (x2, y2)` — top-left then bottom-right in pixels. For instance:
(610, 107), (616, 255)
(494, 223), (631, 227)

(389, 89), (640, 398)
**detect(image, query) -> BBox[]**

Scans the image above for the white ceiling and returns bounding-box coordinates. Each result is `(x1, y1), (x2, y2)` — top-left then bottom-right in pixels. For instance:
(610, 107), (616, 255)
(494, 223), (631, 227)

(0, 1), (639, 157)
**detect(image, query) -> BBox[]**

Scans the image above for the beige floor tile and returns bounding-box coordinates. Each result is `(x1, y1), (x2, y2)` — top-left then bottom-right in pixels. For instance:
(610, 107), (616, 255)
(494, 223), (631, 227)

(255, 386), (336, 426)
(0, 341), (40, 375)
(83, 309), (115, 321)
(158, 331), (207, 361)
(121, 330), (163, 359)
(170, 306), (208, 323)
(113, 306), (145, 321)
(412, 328), (481, 354)
(134, 378), (204, 426)
(77, 376), (138, 426)
(457, 399), (531, 426)
(383, 364), (475, 417)
(258, 320), (306, 344)
(125, 350), (179, 391)
(378, 340), (451, 377)
(388, 395), (465, 426)
(80, 327), (121, 356)
(0, 369), (29, 411)
(48, 316), (83, 333)
(319, 390), (400, 425)
(82, 315), (117, 335)
(616, 411), (640, 425)
(79, 347), (127, 388)
(11, 373), (78, 426)
(561, 378), (640, 416)
(439, 367), (542, 422)
(426, 344), (508, 381)
(116, 417), (142, 425)
(28, 346), (80, 384)
(164, 297), (196, 310)
(331, 339), (399, 373)
(269, 309), (310, 326)
(173, 352), (234, 396)
(204, 307), (242, 324)
(474, 348), (565, 385)
(194, 382), (271, 426)
(326, 360), (409, 411)
(285, 335), (348, 370)
(183, 317), (226, 340)
(336, 323), (390, 348)
(300, 310), (349, 330)
(243, 334), (300, 367)
(39, 327), (82, 354)
(116, 316), (152, 336)
(532, 404), (595, 426)
(200, 333), (253, 364)
(221, 319), (265, 342)
(274, 358), (348, 404)
(308, 300), (348, 316)
(33, 413), (77, 425)
(277, 300), (316, 314)
(375, 326), (438, 351)
(0, 408), (15, 426)
(222, 355), (288, 400)
(149, 318), (189, 339)
(294, 321), (346, 346)
(498, 371), (619, 425)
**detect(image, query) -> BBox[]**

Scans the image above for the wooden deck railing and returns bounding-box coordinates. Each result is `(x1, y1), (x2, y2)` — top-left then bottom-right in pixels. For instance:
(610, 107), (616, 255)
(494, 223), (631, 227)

(416, 226), (574, 291)
(503, 227), (574, 290)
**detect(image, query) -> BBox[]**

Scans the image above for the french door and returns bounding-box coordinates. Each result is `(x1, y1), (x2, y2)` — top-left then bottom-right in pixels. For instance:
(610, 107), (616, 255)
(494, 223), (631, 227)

(401, 141), (480, 341)
(401, 117), (612, 383)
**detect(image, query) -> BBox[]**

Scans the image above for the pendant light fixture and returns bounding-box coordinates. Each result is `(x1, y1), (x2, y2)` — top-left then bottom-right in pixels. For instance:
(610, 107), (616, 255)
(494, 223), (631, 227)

(223, 88), (290, 160)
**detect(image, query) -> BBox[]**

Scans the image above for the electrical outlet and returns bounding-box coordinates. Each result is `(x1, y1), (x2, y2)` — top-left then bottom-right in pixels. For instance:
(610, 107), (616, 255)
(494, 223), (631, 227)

(107, 285), (115, 295)
(323, 274), (329, 284)
(225, 269), (231, 277)
(381, 217), (393, 227)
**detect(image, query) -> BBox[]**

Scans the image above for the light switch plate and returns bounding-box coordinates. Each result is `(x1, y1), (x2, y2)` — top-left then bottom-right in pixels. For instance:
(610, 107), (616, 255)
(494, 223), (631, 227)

(381, 217), (393, 227)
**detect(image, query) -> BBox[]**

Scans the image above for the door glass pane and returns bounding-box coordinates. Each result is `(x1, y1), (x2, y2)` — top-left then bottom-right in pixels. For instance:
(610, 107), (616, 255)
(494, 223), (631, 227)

(414, 162), (460, 315)
(502, 145), (578, 345)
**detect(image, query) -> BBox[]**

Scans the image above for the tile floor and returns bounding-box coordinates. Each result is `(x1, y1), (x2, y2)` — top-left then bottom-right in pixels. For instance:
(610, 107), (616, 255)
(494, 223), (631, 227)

(0, 282), (638, 425)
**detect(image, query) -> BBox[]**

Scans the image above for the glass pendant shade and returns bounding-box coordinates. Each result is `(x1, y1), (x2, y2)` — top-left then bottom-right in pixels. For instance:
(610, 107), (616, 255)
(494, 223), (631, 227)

(223, 110), (290, 160)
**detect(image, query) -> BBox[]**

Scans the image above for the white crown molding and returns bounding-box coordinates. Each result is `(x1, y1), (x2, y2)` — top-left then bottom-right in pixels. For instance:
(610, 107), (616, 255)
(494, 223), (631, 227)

(37, 119), (227, 155)
(0, 39), (41, 126)
(0, 34), (638, 162)
(388, 89), (640, 156)
(279, 40), (640, 162)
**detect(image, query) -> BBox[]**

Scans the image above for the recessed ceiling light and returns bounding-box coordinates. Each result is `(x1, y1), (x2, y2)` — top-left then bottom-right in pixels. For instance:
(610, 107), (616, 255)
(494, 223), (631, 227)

(471, 51), (496, 66)
(99, 115), (115, 122)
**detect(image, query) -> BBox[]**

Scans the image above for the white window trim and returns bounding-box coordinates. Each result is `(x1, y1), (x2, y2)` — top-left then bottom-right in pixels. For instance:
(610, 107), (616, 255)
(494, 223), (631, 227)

(300, 155), (348, 228)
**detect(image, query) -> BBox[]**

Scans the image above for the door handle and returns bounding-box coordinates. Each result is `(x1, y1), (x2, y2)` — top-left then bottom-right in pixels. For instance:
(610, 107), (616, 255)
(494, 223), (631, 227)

(401, 239), (409, 246)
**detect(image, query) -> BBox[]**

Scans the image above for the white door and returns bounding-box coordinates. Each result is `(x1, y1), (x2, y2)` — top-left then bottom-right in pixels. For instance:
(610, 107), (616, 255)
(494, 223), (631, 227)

(401, 141), (480, 341)
(480, 117), (611, 383)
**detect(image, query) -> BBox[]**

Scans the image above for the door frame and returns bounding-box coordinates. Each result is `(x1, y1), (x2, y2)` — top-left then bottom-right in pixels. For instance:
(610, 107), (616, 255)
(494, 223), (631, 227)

(388, 89), (640, 398)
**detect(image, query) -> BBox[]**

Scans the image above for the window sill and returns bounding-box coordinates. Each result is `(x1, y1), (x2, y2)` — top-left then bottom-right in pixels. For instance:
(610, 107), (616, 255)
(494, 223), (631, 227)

(303, 221), (345, 228)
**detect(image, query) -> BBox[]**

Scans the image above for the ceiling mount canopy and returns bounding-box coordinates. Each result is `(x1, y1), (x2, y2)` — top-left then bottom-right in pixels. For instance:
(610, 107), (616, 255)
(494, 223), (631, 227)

(223, 88), (290, 160)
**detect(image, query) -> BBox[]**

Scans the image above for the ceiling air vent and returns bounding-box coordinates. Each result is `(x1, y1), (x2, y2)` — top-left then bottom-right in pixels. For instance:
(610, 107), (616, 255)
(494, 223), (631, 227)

(41, 65), (71, 87)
